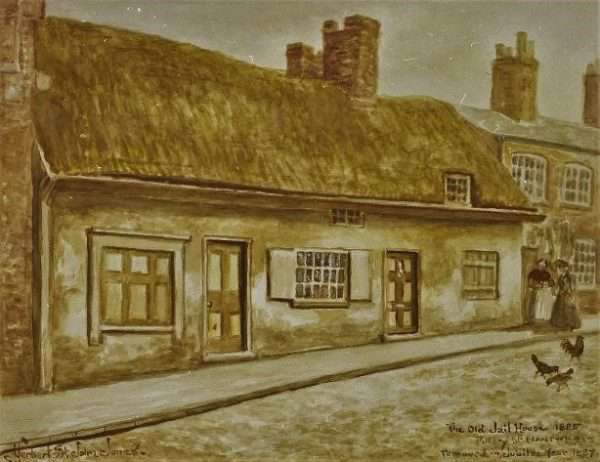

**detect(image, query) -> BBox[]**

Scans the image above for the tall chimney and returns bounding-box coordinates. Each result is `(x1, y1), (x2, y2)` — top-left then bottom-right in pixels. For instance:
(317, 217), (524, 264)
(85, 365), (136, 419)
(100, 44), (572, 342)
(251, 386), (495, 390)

(583, 59), (600, 128)
(490, 31), (538, 121)
(322, 15), (381, 99)
(0, 0), (45, 395)
(284, 15), (381, 100)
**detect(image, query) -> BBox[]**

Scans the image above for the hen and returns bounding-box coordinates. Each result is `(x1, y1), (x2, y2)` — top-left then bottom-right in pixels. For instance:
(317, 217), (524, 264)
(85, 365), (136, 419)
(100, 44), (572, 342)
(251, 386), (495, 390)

(531, 354), (559, 378)
(546, 368), (574, 392)
(561, 336), (584, 362)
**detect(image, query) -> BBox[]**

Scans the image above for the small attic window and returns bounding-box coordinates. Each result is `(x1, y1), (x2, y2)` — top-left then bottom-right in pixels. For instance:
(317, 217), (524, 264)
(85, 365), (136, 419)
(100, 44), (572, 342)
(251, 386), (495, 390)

(445, 174), (471, 206)
(330, 209), (365, 227)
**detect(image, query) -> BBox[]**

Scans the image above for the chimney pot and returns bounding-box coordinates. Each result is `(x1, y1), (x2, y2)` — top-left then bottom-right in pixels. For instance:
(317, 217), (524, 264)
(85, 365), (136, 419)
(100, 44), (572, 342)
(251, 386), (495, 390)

(322, 20), (339, 34)
(583, 60), (600, 127)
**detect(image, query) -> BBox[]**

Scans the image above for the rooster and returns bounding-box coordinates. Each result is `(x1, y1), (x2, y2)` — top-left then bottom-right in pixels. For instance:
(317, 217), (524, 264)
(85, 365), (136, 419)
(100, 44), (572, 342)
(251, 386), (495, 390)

(546, 368), (574, 392)
(560, 336), (584, 363)
(531, 354), (559, 378)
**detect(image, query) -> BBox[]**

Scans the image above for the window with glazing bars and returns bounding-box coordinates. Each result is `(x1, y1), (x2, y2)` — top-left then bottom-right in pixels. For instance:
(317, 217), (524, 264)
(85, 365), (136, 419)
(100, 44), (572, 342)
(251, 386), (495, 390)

(511, 154), (547, 202)
(561, 164), (592, 207)
(330, 208), (365, 226)
(101, 248), (174, 326)
(295, 250), (349, 303)
(445, 174), (471, 205)
(573, 239), (596, 288)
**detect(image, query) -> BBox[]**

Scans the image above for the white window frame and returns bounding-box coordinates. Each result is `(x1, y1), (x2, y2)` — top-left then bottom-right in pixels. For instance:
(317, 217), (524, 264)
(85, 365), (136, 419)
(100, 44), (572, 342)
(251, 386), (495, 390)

(87, 228), (190, 345)
(511, 153), (547, 203)
(444, 173), (471, 206)
(573, 239), (597, 289)
(561, 163), (593, 207)
(462, 250), (499, 300)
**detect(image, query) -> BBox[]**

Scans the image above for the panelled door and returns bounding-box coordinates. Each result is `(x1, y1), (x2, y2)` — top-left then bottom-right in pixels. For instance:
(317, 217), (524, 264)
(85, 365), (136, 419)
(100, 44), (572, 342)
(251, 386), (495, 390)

(206, 241), (247, 354)
(385, 251), (419, 334)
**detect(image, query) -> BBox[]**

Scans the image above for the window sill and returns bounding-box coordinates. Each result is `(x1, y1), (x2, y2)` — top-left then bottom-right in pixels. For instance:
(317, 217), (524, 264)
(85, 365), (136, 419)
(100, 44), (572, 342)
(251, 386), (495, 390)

(443, 201), (472, 208)
(292, 300), (349, 309)
(559, 202), (592, 211)
(100, 325), (174, 334)
(203, 351), (256, 363)
(462, 294), (499, 301)
(383, 332), (422, 342)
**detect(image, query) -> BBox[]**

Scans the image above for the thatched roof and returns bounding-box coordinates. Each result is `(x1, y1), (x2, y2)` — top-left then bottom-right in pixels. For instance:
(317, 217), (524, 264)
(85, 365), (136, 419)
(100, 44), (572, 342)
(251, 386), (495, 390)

(457, 105), (600, 154)
(33, 17), (531, 210)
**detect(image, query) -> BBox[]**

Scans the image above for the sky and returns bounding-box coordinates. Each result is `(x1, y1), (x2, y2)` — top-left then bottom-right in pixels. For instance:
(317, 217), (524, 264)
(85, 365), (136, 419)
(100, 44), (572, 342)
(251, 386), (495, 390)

(46, 0), (600, 123)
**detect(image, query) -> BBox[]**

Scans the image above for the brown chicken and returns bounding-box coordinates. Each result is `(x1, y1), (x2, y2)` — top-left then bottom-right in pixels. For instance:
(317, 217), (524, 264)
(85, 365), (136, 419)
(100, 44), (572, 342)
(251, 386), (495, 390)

(546, 368), (574, 392)
(561, 336), (584, 362)
(531, 354), (559, 378)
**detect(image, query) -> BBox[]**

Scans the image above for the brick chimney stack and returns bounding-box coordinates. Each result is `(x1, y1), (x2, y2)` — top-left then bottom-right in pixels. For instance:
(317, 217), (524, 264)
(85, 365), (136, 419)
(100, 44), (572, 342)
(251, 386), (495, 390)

(490, 31), (538, 121)
(0, 0), (45, 395)
(286, 43), (322, 79)
(583, 59), (600, 128)
(285, 14), (381, 100)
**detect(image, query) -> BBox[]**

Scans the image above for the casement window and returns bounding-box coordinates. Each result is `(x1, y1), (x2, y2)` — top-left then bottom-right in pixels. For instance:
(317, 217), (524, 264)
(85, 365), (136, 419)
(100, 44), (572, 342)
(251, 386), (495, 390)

(561, 163), (592, 207)
(268, 248), (371, 306)
(462, 250), (499, 299)
(573, 239), (596, 289)
(101, 248), (173, 326)
(87, 229), (189, 345)
(330, 208), (365, 227)
(511, 154), (547, 202)
(444, 174), (471, 206)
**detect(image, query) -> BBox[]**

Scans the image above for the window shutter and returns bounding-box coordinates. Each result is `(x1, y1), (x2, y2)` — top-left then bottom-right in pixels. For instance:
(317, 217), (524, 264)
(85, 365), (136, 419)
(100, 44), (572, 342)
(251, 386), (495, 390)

(268, 248), (296, 300)
(350, 250), (371, 301)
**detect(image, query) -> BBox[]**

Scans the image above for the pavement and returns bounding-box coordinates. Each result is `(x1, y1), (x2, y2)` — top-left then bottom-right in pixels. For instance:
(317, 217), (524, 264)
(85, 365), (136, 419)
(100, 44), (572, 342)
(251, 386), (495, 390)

(1, 316), (598, 455)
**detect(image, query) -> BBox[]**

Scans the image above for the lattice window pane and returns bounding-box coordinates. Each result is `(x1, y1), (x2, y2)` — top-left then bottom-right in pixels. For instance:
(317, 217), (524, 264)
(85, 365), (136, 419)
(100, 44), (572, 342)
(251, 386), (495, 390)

(295, 249), (349, 303)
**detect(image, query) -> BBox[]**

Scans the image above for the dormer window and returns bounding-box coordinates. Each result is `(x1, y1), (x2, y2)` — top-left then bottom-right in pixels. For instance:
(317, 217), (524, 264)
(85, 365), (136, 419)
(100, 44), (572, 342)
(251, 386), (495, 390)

(445, 174), (471, 206)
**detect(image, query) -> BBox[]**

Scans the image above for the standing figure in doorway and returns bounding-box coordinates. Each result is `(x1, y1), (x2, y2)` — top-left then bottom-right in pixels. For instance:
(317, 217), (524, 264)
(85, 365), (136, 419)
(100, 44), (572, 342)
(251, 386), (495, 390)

(550, 260), (581, 331)
(527, 258), (555, 323)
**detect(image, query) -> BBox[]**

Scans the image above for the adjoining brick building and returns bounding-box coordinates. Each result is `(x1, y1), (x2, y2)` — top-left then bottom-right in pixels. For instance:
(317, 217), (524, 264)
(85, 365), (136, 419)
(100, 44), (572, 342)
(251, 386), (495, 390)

(0, 0), (45, 395)
(458, 32), (600, 316)
(1, 12), (549, 394)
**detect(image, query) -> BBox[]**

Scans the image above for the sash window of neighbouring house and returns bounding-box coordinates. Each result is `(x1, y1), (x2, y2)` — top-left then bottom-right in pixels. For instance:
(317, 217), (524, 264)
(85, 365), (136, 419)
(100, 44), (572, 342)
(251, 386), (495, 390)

(573, 239), (596, 289)
(511, 153), (547, 203)
(561, 163), (592, 207)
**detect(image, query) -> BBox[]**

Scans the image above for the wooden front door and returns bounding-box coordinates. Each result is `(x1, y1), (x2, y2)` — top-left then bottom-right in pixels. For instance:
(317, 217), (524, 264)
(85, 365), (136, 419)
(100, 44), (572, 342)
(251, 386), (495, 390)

(385, 251), (419, 334)
(206, 241), (247, 354)
(521, 246), (538, 324)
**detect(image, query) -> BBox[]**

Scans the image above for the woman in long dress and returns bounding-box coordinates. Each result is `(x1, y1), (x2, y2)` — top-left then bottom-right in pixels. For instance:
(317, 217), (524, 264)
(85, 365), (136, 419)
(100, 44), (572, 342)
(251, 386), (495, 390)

(527, 259), (554, 323)
(550, 260), (582, 330)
